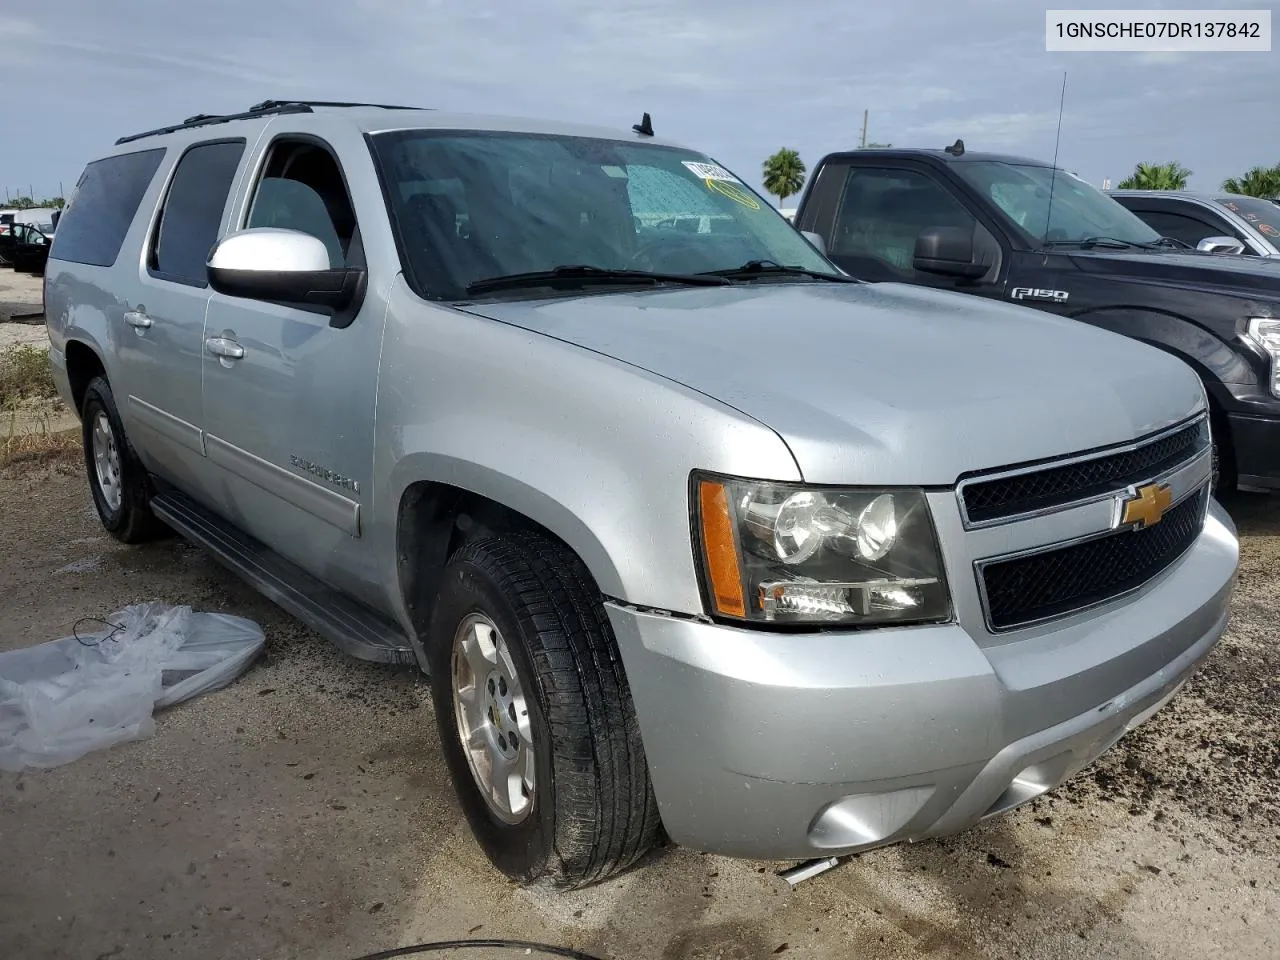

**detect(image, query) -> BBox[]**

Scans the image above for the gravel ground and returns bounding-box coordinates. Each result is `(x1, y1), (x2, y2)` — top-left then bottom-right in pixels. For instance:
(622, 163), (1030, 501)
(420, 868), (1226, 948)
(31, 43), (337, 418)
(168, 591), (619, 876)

(0, 268), (49, 349)
(0, 452), (1277, 960)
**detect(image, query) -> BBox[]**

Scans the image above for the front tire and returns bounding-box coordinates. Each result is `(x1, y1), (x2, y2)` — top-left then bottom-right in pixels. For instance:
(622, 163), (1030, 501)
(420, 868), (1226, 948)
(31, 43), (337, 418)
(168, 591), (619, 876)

(1209, 402), (1236, 496)
(426, 532), (662, 888)
(81, 376), (168, 543)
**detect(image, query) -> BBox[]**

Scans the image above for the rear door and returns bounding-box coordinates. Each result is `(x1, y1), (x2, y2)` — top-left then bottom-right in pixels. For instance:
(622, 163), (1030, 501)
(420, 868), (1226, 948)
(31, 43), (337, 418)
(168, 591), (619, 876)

(798, 158), (1007, 298)
(113, 137), (251, 502)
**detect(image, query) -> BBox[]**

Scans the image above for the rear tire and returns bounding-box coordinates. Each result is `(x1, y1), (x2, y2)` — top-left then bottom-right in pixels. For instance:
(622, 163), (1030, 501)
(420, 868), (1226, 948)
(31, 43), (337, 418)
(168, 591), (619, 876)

(426, 532), (662, 888)
(81, 376), (169, 543)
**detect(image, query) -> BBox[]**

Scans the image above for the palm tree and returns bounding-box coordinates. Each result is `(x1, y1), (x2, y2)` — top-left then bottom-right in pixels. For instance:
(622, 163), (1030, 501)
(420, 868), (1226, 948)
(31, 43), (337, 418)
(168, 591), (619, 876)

(762, 149), (806, 208)
(1116, 162), (1192, 190)
(1221, 165), (1280, 200)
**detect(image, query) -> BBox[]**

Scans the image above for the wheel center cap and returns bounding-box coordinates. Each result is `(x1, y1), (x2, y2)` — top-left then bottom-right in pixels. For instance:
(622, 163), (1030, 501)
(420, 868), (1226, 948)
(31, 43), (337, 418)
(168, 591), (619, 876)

(484, 669), (518, 758)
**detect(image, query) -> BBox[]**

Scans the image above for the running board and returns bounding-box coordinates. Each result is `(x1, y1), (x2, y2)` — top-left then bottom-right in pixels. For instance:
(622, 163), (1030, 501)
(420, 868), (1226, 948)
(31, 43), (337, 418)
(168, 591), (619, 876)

(150, 486), (417, 667)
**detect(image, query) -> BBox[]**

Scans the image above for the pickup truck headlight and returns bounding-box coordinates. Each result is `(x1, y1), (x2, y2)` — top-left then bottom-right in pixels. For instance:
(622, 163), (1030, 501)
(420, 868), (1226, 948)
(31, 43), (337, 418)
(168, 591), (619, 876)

(1245, 318), (1280, 398)
(693, 474), (952, 626)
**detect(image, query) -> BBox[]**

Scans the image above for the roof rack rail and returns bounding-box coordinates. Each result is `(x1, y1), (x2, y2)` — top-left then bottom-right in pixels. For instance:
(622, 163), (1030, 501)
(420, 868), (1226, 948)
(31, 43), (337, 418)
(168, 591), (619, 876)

(115, 99), (431, 146)
(247, 99), (429, 112)
(115, 102), (313, 145)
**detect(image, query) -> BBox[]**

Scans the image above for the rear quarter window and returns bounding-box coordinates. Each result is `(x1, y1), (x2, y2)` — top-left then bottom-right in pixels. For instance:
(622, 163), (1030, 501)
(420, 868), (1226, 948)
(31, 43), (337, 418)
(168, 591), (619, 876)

(51, 147), (166, 267)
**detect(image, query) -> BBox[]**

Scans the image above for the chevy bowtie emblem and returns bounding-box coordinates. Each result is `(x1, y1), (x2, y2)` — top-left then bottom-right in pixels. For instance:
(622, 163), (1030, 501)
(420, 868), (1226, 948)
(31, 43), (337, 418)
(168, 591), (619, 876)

(1121, 482), (1173, 529)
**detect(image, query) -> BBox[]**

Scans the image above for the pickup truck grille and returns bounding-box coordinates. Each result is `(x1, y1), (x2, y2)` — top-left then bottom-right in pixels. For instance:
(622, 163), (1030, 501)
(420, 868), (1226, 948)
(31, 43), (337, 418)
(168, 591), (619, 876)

(960, 417), (1210, 526)
(978, 486), (1208, 631)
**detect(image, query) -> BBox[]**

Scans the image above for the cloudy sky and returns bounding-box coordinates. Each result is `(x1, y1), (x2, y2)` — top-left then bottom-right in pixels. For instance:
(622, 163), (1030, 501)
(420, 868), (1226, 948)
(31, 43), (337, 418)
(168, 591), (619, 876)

(2, 0), (1276, 204)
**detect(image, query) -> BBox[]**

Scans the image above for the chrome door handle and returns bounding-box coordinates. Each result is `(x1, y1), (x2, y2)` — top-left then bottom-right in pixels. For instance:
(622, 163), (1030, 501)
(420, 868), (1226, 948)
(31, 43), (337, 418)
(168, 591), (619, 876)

(205, 337), (244, 360)
(124, 310), (152, 329)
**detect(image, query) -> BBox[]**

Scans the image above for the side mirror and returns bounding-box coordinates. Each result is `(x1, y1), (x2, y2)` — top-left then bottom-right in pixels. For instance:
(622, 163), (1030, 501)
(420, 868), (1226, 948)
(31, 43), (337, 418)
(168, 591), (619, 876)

(913, 226), (988, 279)
(1196, 235), (1246, 255)
(800, 230), (827, 255)
(207, 228), (364, 314)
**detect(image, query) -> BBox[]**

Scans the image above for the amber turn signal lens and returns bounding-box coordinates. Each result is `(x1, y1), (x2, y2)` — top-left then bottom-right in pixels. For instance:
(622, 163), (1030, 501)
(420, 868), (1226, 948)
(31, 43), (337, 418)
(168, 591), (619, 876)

(698, 479), (746, 617)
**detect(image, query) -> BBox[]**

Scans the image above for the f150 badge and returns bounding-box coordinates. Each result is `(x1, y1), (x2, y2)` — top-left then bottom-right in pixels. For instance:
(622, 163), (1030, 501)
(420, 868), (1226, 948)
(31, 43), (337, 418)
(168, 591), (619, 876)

(1011, 287), (1070, 303)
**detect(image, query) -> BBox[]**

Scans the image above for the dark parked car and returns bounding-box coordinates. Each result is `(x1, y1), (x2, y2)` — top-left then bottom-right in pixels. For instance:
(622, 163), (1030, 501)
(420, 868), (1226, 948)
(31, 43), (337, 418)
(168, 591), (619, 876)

(1108, 190), (1280, 259)
(7, 222), (53, 274)
(793, 146), (1280, 494)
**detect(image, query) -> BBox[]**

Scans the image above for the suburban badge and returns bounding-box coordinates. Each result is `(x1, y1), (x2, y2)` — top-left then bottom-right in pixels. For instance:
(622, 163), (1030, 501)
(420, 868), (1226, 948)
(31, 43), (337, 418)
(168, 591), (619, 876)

(289, 455), (360, 494)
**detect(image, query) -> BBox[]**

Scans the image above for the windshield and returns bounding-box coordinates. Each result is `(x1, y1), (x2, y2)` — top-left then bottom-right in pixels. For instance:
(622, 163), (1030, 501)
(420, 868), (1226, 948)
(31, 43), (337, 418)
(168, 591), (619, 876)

(953, 160), (1162, 246)
(1215, 195), (1280, 242)
(368, 131), (838, 298)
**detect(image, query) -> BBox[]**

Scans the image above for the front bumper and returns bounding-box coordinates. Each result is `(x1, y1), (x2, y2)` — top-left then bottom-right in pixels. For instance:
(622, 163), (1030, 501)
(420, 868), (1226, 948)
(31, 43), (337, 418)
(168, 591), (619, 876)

(606, 502), (1238, 860)
(1227, 412), (1280, 491)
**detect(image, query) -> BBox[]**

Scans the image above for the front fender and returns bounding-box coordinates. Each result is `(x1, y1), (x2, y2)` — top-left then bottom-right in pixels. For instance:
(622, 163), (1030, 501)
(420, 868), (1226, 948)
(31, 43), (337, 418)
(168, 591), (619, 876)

(370, 277), (803, 628)
(1070, 306), (1256, 404)
(387, 449), (629, 598)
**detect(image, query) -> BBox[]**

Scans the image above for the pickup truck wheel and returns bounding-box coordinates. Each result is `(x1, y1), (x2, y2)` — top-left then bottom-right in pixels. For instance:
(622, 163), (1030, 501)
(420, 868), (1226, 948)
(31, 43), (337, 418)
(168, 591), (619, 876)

(427, 533), (661, 888)
(1209, 404), (1236, 495)
(81, 377), (168, 543)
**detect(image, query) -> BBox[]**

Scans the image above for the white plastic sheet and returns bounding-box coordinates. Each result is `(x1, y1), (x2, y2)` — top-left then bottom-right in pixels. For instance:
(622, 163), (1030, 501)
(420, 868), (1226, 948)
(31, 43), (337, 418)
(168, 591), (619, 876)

(0, 604), (264, 772)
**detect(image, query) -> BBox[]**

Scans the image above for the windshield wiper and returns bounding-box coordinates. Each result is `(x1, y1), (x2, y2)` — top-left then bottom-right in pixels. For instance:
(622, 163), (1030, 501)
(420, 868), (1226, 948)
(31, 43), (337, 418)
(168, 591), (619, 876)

(699, 259), (855, 282)
(465, 264), (729, 295)
(1042, 236), (1159, 250)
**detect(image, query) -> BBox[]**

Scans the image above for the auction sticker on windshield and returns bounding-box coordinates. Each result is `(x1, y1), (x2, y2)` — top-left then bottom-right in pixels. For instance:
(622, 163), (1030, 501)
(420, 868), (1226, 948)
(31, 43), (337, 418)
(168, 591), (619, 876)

(682, 161), (741, 183)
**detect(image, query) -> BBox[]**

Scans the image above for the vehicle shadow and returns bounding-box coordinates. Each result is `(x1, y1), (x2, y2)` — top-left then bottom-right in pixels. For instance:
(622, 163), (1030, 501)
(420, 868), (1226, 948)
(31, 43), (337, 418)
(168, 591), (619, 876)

(562, 807), (1172, 959)
(891, 813), (1160, 958)
(1217, 490), (1280, 537)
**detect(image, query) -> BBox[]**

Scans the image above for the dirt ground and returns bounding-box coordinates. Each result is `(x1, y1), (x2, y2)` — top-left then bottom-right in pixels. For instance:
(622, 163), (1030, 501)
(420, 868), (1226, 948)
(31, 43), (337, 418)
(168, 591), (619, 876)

(0, 268), (47, 348)
(1, 450), (1277, 960)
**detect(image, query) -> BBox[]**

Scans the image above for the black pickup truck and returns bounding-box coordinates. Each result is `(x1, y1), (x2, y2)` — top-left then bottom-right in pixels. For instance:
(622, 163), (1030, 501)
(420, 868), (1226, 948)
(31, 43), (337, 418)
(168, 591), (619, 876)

(793, 146), (1280, 493)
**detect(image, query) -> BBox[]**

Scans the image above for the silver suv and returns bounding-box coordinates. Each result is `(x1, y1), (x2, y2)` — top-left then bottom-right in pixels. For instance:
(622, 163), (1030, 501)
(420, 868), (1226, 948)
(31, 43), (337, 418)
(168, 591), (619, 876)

(44, 100), (1239, 888)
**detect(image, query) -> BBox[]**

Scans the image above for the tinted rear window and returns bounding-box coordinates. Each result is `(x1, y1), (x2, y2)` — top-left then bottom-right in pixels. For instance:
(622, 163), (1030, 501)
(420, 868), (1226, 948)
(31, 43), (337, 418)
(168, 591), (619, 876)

(51, 148), (166, 267)
(150, 140), (245, 285)
(1215, 195), (1280, 241)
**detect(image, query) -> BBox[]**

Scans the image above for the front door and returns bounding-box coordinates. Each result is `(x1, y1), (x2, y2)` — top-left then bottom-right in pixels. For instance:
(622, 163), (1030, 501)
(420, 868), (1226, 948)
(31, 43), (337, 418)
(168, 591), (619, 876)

(1120, 200), (1249, 252)
(200, 129), (388, 609)
(823, 163), (1006, 299)
(115, 138), (247, 503)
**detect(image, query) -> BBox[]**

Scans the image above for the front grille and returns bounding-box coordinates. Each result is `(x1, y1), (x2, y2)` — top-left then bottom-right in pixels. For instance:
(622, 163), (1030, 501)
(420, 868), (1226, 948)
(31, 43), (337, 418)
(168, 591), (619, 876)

(979, 487), (1207, 631)
(961, 418), (1209, 525)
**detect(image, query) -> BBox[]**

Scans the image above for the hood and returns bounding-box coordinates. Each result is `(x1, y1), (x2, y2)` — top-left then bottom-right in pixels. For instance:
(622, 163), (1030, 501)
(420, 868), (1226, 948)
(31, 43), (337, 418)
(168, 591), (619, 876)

(1066, 247), (1280, 297)
(461, 282), (1206, 486)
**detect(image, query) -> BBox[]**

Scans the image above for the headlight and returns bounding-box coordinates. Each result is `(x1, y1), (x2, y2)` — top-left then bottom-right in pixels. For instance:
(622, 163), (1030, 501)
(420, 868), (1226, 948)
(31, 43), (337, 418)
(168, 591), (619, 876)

(693, 474), (952, 626)
(1245, 318), (1280, 398)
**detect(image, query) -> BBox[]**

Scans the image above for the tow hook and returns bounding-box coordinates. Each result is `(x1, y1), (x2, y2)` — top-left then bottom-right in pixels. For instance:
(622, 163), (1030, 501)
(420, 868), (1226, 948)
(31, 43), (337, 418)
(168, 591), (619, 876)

(778, 855), (843, 887)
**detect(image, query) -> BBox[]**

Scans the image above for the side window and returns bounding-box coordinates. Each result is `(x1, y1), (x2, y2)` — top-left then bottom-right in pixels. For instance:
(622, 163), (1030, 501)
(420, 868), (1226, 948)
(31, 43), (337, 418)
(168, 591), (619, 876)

(1136, 210), (1238, 249)
(831, 167), (981, 281)
(246, 140), (357, 268)
(49, 148), (166, 267)
(149, 140), (245, 286)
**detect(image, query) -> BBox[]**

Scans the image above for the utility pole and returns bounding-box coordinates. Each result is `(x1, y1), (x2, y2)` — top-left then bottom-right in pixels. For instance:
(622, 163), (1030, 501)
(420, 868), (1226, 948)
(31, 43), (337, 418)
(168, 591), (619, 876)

(860, 109), (868, 149)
